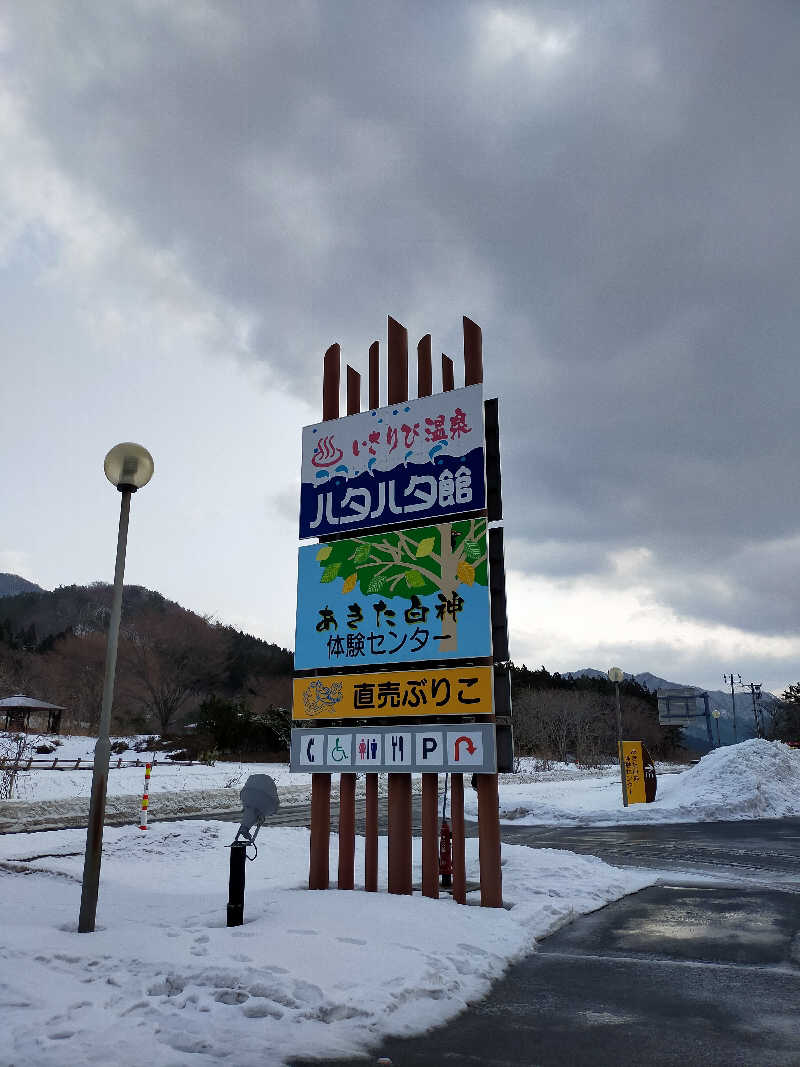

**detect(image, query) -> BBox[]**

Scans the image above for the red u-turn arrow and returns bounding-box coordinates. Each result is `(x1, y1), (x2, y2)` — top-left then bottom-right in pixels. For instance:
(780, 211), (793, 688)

(453, 735), (476, 761)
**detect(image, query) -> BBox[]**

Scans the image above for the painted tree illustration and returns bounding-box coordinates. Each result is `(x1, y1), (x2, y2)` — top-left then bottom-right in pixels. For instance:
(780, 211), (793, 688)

(314, 518), (488, 654)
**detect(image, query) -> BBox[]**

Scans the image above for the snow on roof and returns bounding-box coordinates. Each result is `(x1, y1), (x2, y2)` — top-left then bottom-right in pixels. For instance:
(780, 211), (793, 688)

(0, 694), (66, 710)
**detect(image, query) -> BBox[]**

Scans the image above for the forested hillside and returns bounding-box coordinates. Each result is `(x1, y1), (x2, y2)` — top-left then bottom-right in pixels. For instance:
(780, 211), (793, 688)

(510, 664), (686, 763)
(0, 583), (292, 740)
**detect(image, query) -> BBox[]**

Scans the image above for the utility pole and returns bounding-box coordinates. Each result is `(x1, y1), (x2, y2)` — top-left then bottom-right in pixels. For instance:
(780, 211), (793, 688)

(608, 667), (627, 807)
(748, 682), (763, 738)
(724, 673), (738, 743)
(723, 673), (764, 741)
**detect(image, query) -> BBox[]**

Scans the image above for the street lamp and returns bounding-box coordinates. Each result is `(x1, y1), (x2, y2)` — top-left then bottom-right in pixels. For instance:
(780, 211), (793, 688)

(711, 708), (722, 748)
(608, 667), (627, 807)
(78, 443), (154, 933)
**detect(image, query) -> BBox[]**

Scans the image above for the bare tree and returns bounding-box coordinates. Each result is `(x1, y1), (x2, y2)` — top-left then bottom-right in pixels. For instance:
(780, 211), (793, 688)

(121, 611), (225, 735)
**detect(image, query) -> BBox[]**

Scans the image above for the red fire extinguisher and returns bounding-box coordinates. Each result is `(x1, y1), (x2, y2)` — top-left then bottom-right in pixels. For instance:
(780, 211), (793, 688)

(439, 774), (452, 888)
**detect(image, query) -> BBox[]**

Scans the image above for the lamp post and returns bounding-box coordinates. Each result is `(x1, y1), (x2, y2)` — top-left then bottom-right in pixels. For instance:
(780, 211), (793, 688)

(712, 708), (722, 747)
(608, 667), (627, 807)
(78, 443), (154, 933)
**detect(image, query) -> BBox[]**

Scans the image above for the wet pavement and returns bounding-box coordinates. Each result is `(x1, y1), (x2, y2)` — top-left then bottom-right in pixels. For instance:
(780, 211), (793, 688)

(288, 817), (800, 1066)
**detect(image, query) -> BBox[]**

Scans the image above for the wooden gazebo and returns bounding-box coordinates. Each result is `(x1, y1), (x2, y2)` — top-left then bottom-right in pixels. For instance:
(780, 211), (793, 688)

(0, 694), (65, 734)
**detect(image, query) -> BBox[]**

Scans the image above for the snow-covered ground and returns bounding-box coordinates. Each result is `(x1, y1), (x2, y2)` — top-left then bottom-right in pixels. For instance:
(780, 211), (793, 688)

(0, 821), (655, 1066)
(4, 736), (799, 833)
(0, 735), (315, 832)
(3, 734), (313, 802)
(464, 740), (800, 826)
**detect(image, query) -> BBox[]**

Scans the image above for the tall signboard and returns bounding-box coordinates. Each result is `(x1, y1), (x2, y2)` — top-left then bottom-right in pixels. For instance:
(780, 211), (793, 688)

(289, 317), (508, 908)
(299, 386), (485, 538)
(293, 380), (495, 774)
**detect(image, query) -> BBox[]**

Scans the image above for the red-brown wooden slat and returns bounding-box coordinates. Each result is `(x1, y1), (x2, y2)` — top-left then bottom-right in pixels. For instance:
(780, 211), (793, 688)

(463, 316), (483, 386)
(387, 317), (409, 404)
(365, 772), (379, 892)
(368, 341), (380, 409)
(442, 353), (455, 392)
(309, 772), (331, 890)
(388, 772), (413, 894)
(477, 773), (503, 906)
(421, 773), (439, 898)
(337, 772), (356, 890)
(323, 344), (340, 420)
(451, 773), (466, 904)
(346, 365), (361, 416)
(310, 341), (341, 891)
(417, 335), (432, 398)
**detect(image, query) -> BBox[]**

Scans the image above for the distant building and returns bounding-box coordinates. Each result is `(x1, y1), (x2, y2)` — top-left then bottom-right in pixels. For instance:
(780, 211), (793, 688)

(0, 695), (65, 734)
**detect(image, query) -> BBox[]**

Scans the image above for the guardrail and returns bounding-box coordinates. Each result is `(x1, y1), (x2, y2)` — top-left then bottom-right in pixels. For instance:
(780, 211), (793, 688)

(0, 756), (197, 771)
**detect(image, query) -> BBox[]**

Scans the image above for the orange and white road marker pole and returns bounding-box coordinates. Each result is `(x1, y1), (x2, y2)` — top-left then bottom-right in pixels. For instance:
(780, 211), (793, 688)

(139, 762), (152, 830)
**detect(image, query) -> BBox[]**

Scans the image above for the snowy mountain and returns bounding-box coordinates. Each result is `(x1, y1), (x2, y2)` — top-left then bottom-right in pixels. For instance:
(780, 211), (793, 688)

(0, 573), (43, 597)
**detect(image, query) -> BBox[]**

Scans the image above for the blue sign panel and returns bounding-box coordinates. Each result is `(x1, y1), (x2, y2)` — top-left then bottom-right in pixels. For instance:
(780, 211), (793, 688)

(294, 519), (491, 670)
(299, 385), (485, 538)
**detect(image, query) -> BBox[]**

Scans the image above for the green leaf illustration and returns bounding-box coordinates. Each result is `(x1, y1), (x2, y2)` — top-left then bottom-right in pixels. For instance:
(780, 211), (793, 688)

(405, 569), (426, 588)
(352, 544), (371, 564)
(415, 536), (436, 558)
(367, 576), (385, 593)
(463, 540), (481, 563)
(320, 563), (341, 583)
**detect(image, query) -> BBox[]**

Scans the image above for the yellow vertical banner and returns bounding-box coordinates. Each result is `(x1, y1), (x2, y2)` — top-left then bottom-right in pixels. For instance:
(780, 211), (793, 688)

(619, 741), (647, 805)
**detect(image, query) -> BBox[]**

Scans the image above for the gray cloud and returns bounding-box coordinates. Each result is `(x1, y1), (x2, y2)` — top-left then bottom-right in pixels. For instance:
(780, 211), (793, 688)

(4, 1), (800, 663)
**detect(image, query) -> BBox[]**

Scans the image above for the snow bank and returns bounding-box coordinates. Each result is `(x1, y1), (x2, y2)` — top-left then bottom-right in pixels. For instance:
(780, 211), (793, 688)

(469, 740), (800, 827)
(656, 739), (800, 821)
(0, 821), (654, 1066)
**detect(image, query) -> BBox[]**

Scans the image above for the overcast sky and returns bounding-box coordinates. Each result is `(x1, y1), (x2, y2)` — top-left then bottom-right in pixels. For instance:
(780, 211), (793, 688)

(2, 1), (798, 696)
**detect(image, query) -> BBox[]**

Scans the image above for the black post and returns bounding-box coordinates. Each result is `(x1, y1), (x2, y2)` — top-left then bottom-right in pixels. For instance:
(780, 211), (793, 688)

(227, 843), (247, 927)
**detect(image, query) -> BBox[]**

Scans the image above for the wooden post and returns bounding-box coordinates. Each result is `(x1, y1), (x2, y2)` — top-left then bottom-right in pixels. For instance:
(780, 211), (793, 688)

(346, 365), (360, 417)
(323, 344), (340, 420)
(333, 364), (361, 892)
(463, 317), (483, 386)
(309, 772), (331, 890)
(442, 353), (455, 392)
(421, 773), (439, 898)
(417, 335), (432, 398)
(365, 771), (378, 892)
(388, 772), (412, 894)
(365, 339), (380, 892)
(386, 317), (413, 895)
(477, 774), (502, 907)
(338, 772), (356, 890)
(368, 340), (380, 409)
(387, 316), (408, 404)
(309, 343), (339, 890)
(451, 773), (466, 903)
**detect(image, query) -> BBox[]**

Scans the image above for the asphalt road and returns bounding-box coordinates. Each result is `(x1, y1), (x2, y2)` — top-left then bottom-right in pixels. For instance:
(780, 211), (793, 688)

(285, 815), (800, 1067)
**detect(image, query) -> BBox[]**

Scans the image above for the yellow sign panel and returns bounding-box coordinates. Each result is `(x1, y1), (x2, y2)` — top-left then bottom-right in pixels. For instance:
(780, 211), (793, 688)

(293, 666), (494, 720)
(619, 740), (647, 804)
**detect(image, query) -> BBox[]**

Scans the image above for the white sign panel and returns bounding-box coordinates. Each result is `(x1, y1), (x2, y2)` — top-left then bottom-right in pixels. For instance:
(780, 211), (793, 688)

(290, 723), (497, 774)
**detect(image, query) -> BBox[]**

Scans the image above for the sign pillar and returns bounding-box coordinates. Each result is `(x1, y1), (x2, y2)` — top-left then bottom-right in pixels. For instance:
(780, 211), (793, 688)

(477, 772), (502, 907)
(421, 773), (439, 898)
(451, 773), (466, 904)
(386, 317), (413, 895)
(388, 771), (413, 894)
(295, 315), (505, 908)
(308, 344), (339, 890)
(365, 343), (379, 893)
(336, 365), (361, 892)
(365, 771), (379, 892)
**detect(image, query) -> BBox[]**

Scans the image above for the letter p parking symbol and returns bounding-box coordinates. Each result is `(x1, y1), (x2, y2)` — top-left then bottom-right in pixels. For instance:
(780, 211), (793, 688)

(415, 732), (443, 766)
